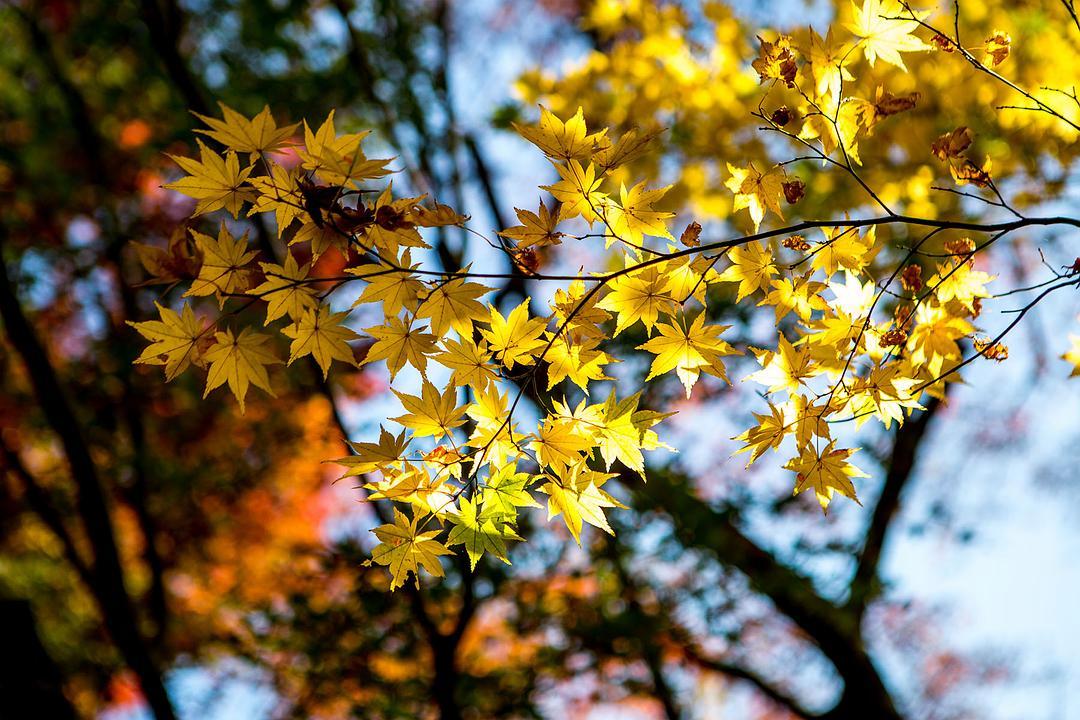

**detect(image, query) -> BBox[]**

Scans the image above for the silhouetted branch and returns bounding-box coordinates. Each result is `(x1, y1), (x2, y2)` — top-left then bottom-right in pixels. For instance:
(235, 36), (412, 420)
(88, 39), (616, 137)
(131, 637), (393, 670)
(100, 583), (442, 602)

(681, 644), (815, 719)
(633, 470), (903, 720)
(848, 396), (943, 615)
(0, 438), (94, 590)
(138, 0), (209, 114)
(0, 599), (80, 720)
(0, 238), (178, 720)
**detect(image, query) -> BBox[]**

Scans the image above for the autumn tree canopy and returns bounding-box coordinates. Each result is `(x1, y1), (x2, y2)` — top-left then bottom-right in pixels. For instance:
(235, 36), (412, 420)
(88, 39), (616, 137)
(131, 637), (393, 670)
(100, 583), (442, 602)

(3, 0), (1079, 718)
(136, 0), (1079, 589)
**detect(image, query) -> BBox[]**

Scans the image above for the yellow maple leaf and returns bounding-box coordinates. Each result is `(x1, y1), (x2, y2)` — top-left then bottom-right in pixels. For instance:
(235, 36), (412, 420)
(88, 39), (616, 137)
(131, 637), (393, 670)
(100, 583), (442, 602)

(549, 397), (604, 445)
(165, 139), (255, 217)
(851, 87), (921, 135)
(529, 417), (593, 472)
(291, 216), (346, 261)
(185, 224), (257, 303)
(550, 278), (611, 338)
(637, 314), (737, 397)
(906, 303), (972, 378)
(842, 363), (923, 429)
(827, 271), (878, 319)
(513, 105), (608, 162)
(798, 101), (867, 165)
(1064, 336), (1080, 378)
(716, 240), (778, 301)
(335, 425), (410, 478)
(928, 258), (994, 314)
(368, 509), (453, 590)
(466, 384), (524, 468)
(789, 394), (833, 449)
(410, 202), (469, 228)
(751, 34), (798, 87)
(435, 336), (499, 390)
(131, 227), (199, 285)
(363, 184), (430, 257)
(804, 27), (855, 108)
(805, 308), (862, 362)
(299, 110), (393, 186)
(392, 381), (467, 439)
(542, 160), (607, 225)
(845, 0), (930, 71)
(193, 102), (298, 155)
(416, 276), (490, 336)
(128, 301), (205, 380)
(544, 333), (613, 392)
(596, 263), (676, 336)
(725, 163), (785, 231)
(593, 391), (669, 476)
(248, 252), (318, 324)
(784, 441), (867, 512)
(248, 163), (304, 236)
(363, 316), (437, 380)
(497, 202), (565, 248)
(480, 300), (548, 369)
(661, 253), (718, 306)
(812, 226), (877, 276)
(364, 462), (435, 505)
(733, 401), (790, 465)
(423, 446), (467, 483)
(760, 274), (829, 323)
(604, 181), (674, 246)
(349, 251), (425, 316)
(593, 126), (661, 172)
(202, 327), (280, 413)
(542, 467), (624, 545)
(746, 334), (820, 394)
(282, 305), (360, 378)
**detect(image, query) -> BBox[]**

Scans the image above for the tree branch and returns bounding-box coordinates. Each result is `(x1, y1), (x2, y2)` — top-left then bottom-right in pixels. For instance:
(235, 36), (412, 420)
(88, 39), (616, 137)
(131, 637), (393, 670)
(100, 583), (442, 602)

(680, 644), (816, 719)
(0, 240), (177, 720)
(18, 2), (172, 645)
(848, 396), (942, 616)
(599, 536), (682, 720)
(0, 437), (95, 590)
(633, 470), (902, 720)
(0, 599), (80, 720)
(138, 0), (209, 114)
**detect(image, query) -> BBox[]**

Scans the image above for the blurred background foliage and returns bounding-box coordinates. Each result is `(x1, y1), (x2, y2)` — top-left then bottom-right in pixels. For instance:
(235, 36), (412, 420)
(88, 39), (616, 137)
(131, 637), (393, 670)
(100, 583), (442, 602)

(1, 0), (1078, 719)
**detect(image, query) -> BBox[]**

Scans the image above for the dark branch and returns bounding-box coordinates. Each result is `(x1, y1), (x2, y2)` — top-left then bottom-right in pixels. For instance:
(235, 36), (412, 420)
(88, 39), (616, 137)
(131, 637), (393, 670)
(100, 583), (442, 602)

(680, 644), (816, 719)
(0, 438), (95, 590)
(848, 396), (943, 616)
(633, 470), (903, 720)
(0, 239), (178, 720)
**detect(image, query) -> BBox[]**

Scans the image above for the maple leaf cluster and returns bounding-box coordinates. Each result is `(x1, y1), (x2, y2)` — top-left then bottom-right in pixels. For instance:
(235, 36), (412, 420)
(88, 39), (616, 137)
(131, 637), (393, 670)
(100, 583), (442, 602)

(130, 0), (1080, 590)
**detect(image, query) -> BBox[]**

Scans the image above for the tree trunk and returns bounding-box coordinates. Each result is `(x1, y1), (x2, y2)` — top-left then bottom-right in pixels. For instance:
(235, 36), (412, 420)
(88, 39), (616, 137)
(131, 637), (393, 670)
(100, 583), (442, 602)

(0, 248), (178, 720)
(0, 599), (79, 720)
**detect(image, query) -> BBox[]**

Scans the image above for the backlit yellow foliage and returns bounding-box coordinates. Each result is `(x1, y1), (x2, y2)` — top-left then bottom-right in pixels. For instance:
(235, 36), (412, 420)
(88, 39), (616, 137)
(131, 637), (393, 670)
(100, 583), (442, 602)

(133, 1), (1080, 591)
